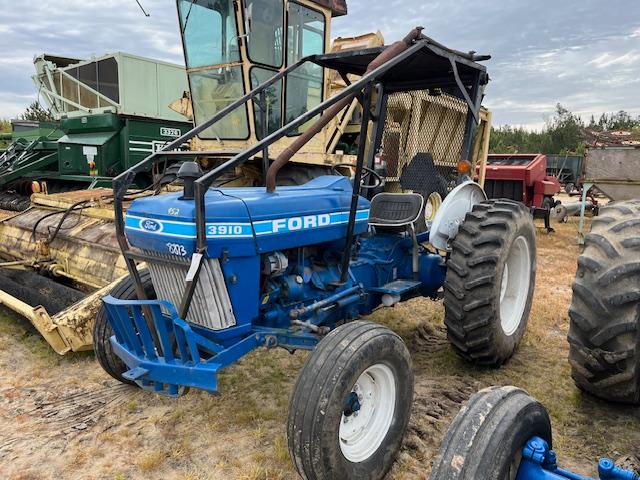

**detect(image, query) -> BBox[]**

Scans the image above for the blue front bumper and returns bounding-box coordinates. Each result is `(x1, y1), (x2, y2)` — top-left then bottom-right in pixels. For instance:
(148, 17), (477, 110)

(102, 296), (260, 396)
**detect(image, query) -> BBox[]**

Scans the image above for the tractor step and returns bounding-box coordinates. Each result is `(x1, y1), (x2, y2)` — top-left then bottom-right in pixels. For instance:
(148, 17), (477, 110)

(368, 279), (421, 296)
(122, 367), (149, 381)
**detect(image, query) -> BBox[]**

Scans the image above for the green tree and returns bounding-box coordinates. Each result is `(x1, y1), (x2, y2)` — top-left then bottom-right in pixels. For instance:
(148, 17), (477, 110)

(605, 110), (640, 131)
(490, 104), (585, 155)
(489, 106), (640, 155)
(20, 101), (54, 122)
(0, 119), (11, 150)
(544, 103), (585, 154)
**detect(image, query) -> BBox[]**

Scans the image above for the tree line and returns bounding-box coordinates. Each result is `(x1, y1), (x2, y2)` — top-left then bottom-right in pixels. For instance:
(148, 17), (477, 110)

(4, 100), (640, 156)
(489, 104), (640, 155)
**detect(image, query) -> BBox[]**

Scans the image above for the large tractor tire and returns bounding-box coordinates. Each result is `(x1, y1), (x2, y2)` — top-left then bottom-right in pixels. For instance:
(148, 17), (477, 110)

(568, 200), (640, 404)
(287, 321), (413, 480)
(443, 199), (536, 366)
(430, 386), (552, 480)
(93, 269), (156, 386)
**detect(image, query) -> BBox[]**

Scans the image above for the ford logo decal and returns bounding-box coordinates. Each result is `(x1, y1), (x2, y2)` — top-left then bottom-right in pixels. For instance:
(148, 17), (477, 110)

(140, 219), (162, 232)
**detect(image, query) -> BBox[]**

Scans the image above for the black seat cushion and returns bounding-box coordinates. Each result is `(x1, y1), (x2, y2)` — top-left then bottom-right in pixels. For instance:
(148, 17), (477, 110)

(369, 192), (424, 227)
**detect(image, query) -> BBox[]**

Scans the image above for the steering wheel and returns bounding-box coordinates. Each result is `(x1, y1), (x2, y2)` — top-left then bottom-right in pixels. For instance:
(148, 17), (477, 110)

(331, 163), (383, 190)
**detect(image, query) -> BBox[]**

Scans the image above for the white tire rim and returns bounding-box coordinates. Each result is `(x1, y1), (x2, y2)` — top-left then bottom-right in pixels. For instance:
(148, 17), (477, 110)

(339, 363), (396, 463)
(424, 192), (442, 223)
(500, 235), (532, 336)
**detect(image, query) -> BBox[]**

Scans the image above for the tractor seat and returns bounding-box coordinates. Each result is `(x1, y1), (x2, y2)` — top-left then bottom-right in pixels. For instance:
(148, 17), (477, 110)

(368, 193), (424, 227)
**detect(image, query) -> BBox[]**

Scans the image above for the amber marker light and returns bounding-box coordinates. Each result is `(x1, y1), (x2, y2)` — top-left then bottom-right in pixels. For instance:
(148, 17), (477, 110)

(457, 160), (472, 175)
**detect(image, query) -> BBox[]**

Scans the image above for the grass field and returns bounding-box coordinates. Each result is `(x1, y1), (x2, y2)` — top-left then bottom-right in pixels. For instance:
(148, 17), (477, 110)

(0, 218), (639, 479)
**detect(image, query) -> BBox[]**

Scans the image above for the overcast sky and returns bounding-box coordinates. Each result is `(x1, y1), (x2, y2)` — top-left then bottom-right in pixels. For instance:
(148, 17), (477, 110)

(1, 0), (638, 128)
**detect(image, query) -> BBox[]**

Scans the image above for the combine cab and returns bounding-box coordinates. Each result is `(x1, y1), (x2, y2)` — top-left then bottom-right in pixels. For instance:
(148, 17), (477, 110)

(173, 0), (491, 185)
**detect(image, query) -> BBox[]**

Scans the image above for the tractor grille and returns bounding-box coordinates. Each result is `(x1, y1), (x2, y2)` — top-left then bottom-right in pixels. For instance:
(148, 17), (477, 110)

(144, 251), (236, 330)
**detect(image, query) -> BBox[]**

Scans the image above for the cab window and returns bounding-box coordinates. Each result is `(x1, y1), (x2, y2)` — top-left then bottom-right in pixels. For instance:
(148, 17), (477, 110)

(251, 68), (283, 139)
(245, 0), (284, 67)
(179, 0), (249, 140)
(285, 3), (325, 135)
(179, 0), (240, 68)
(189, 67), (250, 140)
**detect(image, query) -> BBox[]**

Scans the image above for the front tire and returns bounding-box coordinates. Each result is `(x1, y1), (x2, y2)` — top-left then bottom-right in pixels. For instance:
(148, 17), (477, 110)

(93, 269), (156, 385)
(430, 386), (552, 480)
(443, 199), (536, 366)
(287, 321), (413, 480)
(568, 200), (640, 404)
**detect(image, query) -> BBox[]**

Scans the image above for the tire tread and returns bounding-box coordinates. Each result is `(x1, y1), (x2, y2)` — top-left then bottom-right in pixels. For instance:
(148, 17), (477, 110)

(568, 200), (640, 404)
(443, 199), (536, 367)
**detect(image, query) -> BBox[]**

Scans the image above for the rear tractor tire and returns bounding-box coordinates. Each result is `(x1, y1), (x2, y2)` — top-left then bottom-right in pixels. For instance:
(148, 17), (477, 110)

(93, 269), (156, 386)
(568, 200), (640, 404)
(444, 199), (536, 366)
(287, 321), (413, 480)
(430, 386), (552, 480)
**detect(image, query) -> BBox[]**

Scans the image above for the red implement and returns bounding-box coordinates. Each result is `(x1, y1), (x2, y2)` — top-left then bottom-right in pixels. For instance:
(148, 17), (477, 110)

(480, 154), (561, 208)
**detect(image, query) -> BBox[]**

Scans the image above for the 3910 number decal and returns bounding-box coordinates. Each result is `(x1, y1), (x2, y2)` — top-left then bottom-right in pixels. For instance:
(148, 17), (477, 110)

(207, 224), (244, 236)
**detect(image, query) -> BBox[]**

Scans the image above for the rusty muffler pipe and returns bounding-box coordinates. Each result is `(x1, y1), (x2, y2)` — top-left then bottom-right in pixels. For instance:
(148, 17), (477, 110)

(265, 26), (424, 193)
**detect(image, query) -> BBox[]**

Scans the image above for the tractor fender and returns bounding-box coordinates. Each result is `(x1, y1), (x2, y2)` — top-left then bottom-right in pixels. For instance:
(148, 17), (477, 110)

(429, 181), (486, 251)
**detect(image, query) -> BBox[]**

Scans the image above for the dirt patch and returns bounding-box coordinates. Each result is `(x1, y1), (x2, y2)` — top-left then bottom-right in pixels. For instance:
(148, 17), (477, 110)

(1, 219), (639, 479)
(0, 383), (131, 460)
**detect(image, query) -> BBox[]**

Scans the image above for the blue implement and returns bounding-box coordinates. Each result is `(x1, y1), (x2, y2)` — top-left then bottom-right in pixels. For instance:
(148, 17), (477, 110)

(516, 437), (639, 480)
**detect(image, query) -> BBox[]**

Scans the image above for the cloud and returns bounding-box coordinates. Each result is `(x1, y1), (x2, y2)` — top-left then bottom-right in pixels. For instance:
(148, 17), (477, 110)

(0, 0), (638, 128)
(0, 0), (184, 119)
(334, 0), (640, 127)
(588, 51), (640, 68)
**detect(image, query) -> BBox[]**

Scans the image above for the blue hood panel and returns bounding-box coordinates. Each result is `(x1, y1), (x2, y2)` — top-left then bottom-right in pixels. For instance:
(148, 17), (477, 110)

(125, 176), (370, 257)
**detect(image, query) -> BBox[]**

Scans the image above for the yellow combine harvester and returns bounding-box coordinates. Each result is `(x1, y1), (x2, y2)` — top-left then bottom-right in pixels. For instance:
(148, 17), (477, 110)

(0, 0), (491, 354)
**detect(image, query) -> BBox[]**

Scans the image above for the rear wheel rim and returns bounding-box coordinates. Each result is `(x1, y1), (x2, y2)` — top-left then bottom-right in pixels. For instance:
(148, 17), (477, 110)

(339, 363), (396, 463)
(424, 192), (443, 223)
(500, 235), (532, 336)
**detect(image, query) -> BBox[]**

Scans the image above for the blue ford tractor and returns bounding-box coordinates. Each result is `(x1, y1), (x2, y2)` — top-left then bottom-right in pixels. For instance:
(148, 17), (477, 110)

(94, 27), (538, 479)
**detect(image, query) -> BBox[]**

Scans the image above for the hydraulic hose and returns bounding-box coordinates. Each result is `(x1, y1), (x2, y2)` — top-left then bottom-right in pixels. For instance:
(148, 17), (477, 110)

(30, 200), (89, 244)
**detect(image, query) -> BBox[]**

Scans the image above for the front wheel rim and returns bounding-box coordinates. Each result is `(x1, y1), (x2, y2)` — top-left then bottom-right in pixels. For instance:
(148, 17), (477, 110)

(339, 363), (396, 463)
(500, 235), (532, 336)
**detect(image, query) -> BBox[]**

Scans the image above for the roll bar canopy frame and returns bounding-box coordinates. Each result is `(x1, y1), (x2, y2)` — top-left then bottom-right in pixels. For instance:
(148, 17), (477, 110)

(112, 34), (489, 319)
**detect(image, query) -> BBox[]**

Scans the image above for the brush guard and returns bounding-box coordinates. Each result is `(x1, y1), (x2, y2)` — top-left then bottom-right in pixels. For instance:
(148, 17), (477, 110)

(102, 296), (260, 396)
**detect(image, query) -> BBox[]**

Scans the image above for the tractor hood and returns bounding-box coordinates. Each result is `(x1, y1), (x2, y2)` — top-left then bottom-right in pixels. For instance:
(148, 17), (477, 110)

(125, 176), (370, 258)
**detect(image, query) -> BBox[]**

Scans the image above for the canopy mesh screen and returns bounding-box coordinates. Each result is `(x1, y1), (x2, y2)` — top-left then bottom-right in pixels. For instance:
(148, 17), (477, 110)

(380, 90), (468, 196)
